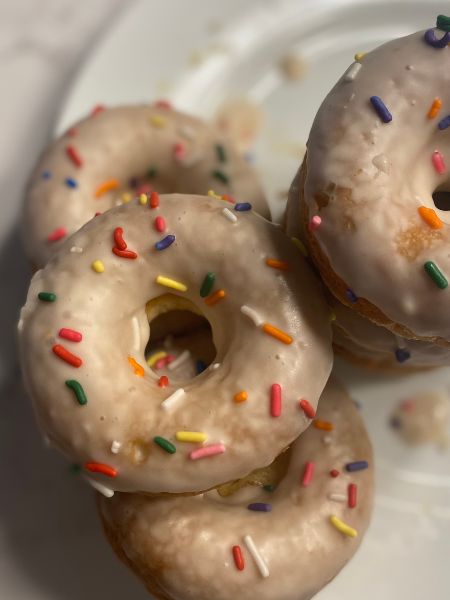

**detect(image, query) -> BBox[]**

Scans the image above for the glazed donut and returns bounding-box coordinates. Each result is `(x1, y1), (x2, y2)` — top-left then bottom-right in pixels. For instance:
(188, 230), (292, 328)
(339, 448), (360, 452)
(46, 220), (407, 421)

(98, 376), (373, 600)
(294, 19), (450, 345)
(23, 103), (269, 268)
(18, 193), (333, 494)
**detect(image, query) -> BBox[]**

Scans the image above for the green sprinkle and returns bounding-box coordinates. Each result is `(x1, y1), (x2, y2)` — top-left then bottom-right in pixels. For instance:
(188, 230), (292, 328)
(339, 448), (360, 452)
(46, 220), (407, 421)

(69, 463), (82, 475)
(154, 436), (176, 454)
(38, 292), (56, 302)
(147, 166), (158, 178)
(263, 484), (277, 492)
(437, 14), (450, 31)
(215, 144), (227, 163)
(65, 380), (88, 405)
(212, 169), (229, 184)
(200, 272), (215, 297)
(424, 260), (448, 289)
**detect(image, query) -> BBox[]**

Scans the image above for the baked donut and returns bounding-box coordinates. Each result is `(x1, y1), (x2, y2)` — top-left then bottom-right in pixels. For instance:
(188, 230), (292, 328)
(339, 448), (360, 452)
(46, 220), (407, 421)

(293, 19), (450, 346)
(23, 103), (269, 268)
(18, 193), (333, 495)
(98, 376), (373, 600)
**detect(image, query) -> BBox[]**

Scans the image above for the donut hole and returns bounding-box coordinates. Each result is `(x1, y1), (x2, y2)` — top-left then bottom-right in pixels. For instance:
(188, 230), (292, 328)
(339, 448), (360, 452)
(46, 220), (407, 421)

(145, 294), (216, 381)
(432, 185), (450, 211)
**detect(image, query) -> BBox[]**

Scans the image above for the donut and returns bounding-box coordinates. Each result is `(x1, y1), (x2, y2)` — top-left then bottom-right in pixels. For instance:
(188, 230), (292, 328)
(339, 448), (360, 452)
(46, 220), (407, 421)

(18, 193), (333, 494)
(23, 103), (269, 268)
(98, 376), (374, 600)
(291, 19), (450, 346)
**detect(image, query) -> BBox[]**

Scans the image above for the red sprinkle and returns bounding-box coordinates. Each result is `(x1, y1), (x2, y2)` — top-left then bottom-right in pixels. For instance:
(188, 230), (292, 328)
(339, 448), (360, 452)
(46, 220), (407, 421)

(270, 383), (282, 417)
(155, 100), (172, 109)
(154, 216), (166, 232)
(47, 227), (67, 242)
(66, 145), (83, 168)
(150, 191), (160, 208)
(113, 227), (127, 250)
(348, 483), (357, 508)
(173, 142), (186, 161)
(330, 469), (340, 478)
(52, 344), (82, 367)
(91, 104), (105, 116)
(59, 328), (82, 343)
(299, 398), (316, 419)
(301, 461), (315, 486)
(112, 247), (138, 259)
(94, 212), (102, 217)
(158, 375), (169, 387)
(85, 462), (117, 478)
(232, 546), (245, 571)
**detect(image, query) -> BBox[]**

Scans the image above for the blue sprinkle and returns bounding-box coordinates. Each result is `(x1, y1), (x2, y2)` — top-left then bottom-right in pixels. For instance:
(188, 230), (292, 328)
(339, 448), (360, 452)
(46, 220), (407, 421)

(395, 347), (411, 363)
(345, 460), (369, 472)
(370, 96), (392, 123)
(424, 28), (450, 49)
(42, 170), (52, 179)
(438, 115), (450, 130)
(196, 360), (207, 374)
(155, 234), (175, 251)
(345, 288), (358, 303)
(65, 177), (78, 188)
(247, 502), (272, 512)
(234, 202), (252, 212)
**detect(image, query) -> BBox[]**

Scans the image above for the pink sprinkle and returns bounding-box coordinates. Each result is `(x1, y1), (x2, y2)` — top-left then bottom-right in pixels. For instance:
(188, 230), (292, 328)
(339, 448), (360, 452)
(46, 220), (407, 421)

(173, 142), (186, 161)
(190, 443), (226, 460)
(47, 227), (67, 242)
(301, 461), (315, 486)
(154, 357), (167, 370)
(155, 100), (172, 109)
(59, 328), (82, 343)
(91, 104), (105, 116)
(165, 354), (176, 364)
(270, 383), (282, 417)
(432, 150), (446, 174)
(154, 216), (166, 232)
(308, 215), (322, 231)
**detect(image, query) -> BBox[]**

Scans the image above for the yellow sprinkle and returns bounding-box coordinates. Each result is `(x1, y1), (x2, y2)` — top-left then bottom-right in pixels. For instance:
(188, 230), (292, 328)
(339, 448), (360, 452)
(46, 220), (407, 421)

(291, 236), (308, 257)
(175, 431), (208, 443)
(155, 275), (188, 292)
(330, 515), (358, 538)
(128, 356), (144, 377)
(150, 115), (167, 128)
(354, 52), (366, 62)
(139, 193), (148, 205)
(208, 189), (222, 200)
(147, 351), (167, 367)
(262, 323), (293, 345)
(91, 260), (105, 273)
(234, 391), (248, 403)
(204, 289), (226, 306)
(95, 178), (120, 198)
(122, 193), (132, 203)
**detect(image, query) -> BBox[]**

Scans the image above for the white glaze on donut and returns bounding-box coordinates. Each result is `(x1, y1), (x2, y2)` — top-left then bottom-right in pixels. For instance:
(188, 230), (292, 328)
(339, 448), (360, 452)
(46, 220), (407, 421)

(18, 194), (332, 494)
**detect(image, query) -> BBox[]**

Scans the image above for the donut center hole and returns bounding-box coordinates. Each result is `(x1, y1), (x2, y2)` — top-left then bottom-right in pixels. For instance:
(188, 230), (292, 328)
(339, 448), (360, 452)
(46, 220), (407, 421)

(432, 186), (450, 211)
(145, 294), (216, 381)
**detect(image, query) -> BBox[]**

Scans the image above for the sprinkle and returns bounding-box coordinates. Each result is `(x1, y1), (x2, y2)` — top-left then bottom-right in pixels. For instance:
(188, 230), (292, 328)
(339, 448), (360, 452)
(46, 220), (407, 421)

(438, 115), (450, 130)
(291, 236), (308, 257)
(354, 52), (366, 61)
(263, 484), (277, 492)
(248, 503), (272, 512)
(196, 360), (207, 374)
(243, 535), (269, 578)
(155, 234), (175, 251)
(70, 246), (83, 253)
(348, 483), (357, 508)
(52, 344), (82, 367)
(418, 206), (443, 229)
(232, 546), (245, 571)
(428, 97), (442, 119)
(395, 347), (411, 363)
(270, 384), (282, 417)
(154, 216), (166, 232)
(91, 260), (105, 273)
(95, 179), (120, 198)
(150, 191), (160, 208)
(156, 275), (188, 292)
(208, 189), (222, 200)
(299, 399), (316, 419)
(47, 227), (67, 242)
(215, 143), (227, 163)
(200, 272), (216, 297)
(38, 292), (56, 302)
(241, 305), (264, 327)
(314, 420), (334, 431)
(128, 356), (144, 377)
(131, 316), (140, 351)
(265, 258), (289, 271)
(308, 215), (322, 231)
(67, 127), (78, 137)
(330, 515), (358, 538)
(424, 28), (450, 49)
(234, 202), (252, 212)
(113, 227), (127, 250)
(432, 150), (446, 174)
(85, 462), (117, 478)
(42, 170), (52, 179)
(147, 351), (167, 367)
(212, 169), (229, 184)
(437, 14), (450, 31)
(66, 145), (83, 167)
(210, 362), (221, 370)
(111, 441), (122, 454)
(154, 99), (172, 109)
(345, 460), (369, 472)
(91, 104), (105, 116)
(301, 461), (315, 486)
(59, 328), (82, 342)
(204, 289), (226, 306)
(176, 431), (208, 443)
(328, 493), (346, 503)
(154, 436), (176, 454)
(155, 357), (168, 369)
(173, 142), (186, 162)
(222, 207), (238, 223)
(65, 177), (78, 188)
(346, 288), (358, 303)
(161, 388), (186, 410)
(139, 193), (148, 205)
(344, 61), (362, 81)
(150, 115), (167, 127)
(424, 260), (448, 289)
(112, 247), (138, 259)
(65, 379), (87, 405)
(85, 477), (114, 498)
(190, 443), (225, 460)
(158, 375), (169, 387)
(234, 391), (248, 403)
(330, 469), (340, 478)
(262, 323), (293, 345)
(370, 96), (392, 123)
(121, 193), (132, 203)
(168, 350), (191, 371)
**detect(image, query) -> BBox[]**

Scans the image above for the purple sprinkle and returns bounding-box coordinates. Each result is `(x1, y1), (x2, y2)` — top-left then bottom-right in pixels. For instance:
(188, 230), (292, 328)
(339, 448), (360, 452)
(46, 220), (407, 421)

(42, 170), (52, 179)
(247, 503), (272, 512)
(346, 288), (358, 303)
(155, 234), (175, 251)
(370, 96), (392, 123)
(395, 347), (411, 363)
(234, 202), (252, 212)
(438, 115), (450, 130)
(345, 460), (369, 472)
(65, 177), (78, 188)
(424, 28), (450, 49)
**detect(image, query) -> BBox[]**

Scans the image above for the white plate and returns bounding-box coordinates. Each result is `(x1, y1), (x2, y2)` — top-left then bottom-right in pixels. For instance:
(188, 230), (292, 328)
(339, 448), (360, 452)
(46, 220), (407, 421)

(5, 1), (449, 598)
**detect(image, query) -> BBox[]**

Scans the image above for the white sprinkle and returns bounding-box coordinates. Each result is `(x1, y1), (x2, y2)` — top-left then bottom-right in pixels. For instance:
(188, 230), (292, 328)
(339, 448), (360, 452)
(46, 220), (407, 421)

(394, 334), (407, 350)
(111, 441), (122, 454)
(222, 208), (237, 223)
(115, 199), (123, 206)
(240, 305), (264, 327)
(178, 124), (196, 140)
(322, 435), (332, 445)
(131, 317), (140, 351)
(161, 388), (186, 410)
(344, 61), (362, 82)
(84, 476), (115, 498)
(70, 246), (83, 254)
(43, 435), (52, 448)
(209, 362), (221, 370)
(168, 349), (191, 371)
(17, 318), (24, 332)
(328, 493), (346, 503)
(244, 535), (269, 578)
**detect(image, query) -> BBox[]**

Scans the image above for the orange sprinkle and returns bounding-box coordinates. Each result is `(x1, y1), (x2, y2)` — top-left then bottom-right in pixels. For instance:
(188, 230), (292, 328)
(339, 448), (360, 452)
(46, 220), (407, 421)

(204, 289), (226, 306)
(265, 258), (289, 271)
(95, 178), (120, 198)
(150, 191), (160, 208)
(234, 391), (248, 403)
(85, 462), (117, 478)
(427, 97), (442, 119)
(418, 206), (443, 229)
(313, 419), (334, 431)
(128, 356), (144, 377)
(262, 323), (293, 345)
